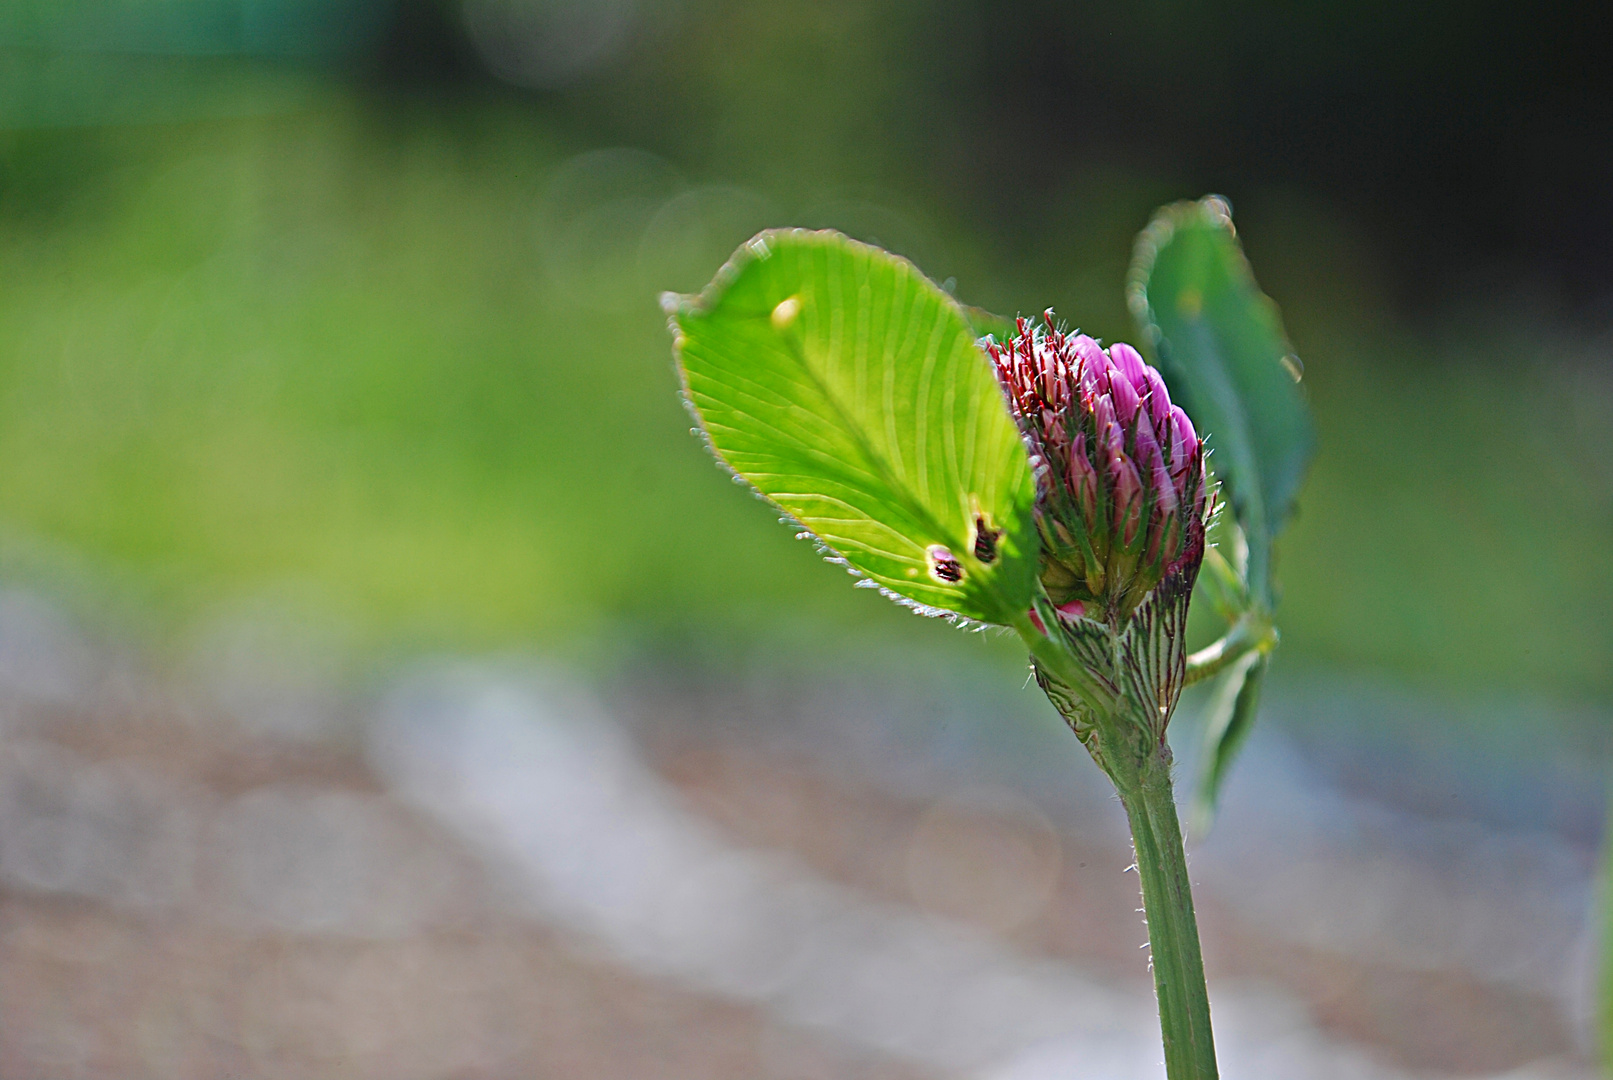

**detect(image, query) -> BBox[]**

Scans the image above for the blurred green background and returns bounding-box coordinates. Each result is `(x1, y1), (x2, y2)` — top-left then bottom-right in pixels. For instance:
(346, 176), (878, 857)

(0, 0), (1609, 715)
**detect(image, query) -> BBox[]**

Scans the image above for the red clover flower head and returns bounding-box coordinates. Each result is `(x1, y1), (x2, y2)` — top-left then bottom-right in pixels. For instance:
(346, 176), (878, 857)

(988, 312), (1211, 625)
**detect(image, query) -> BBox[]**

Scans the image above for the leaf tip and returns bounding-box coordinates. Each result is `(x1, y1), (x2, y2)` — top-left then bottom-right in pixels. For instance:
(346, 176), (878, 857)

(1200, 194), (1235, 231)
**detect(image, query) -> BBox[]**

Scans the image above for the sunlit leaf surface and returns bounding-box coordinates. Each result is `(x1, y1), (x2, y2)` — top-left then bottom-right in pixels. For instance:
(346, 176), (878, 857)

(667, 229), (1037, 624)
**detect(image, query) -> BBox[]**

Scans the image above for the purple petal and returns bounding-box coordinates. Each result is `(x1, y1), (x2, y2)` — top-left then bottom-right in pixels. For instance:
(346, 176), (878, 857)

(1036, 339), (1063, 385)
(1112, 453), (1142, 507)
(1143, 368), (1172, 428)
(1108, 342), (1148, 388)
(1133, 409), (1160, 461)
(1152, 458), (1177, 514)
(1112, 458), (1144, 545)
(1068, 433), (1098, 518)
(1040, 411), (1065, 451)
(1168, 405), (1198, 467)
(1056, 599), (1087, 620)
(1070, 333), (1107, 369)
(1134, 411), (1163, 469)
(1099, 418), (1125, 468)
(1071, 335), (1108, 397)
(1093, 396), (1118, 444)
(1108, 368), (1141, 424)
(1135, 413), (1176, 515)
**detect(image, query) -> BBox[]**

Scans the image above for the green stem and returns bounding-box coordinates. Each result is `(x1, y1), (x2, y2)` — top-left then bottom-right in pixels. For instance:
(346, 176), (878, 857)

(1112, 746), (1218, 1080)
(1184, 610), (1275, 686)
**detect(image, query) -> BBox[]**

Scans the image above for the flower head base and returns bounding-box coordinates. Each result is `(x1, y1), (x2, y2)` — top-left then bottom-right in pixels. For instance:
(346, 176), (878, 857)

(989, 313), (1211, 626)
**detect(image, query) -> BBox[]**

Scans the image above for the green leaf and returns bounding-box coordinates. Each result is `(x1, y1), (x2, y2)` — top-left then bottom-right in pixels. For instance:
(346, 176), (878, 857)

(1131, 197), (1314, 835)
(666, 229), (1038, 624)
(1127, 196), (1315, 605)
(1187, 652), (1266, 840)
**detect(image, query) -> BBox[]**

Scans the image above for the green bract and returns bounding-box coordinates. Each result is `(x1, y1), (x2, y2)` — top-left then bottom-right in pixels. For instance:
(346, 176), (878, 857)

(665, 229), (1037, 625)
(1128, 196), (1314, 832)
(1128, 196), (1314, 606)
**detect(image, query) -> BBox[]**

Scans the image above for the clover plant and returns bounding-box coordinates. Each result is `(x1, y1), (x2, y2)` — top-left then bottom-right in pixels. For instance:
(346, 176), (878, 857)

(664, 195), (1314, 1080)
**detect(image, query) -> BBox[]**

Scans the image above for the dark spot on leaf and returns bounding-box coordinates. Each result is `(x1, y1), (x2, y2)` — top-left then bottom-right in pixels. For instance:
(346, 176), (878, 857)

(972, 515), (1002, 564)
(927, 545), (964, 583)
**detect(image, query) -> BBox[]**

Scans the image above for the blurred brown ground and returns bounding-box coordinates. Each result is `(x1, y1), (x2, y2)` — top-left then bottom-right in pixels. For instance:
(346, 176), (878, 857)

(0, 645), (1584, 1079)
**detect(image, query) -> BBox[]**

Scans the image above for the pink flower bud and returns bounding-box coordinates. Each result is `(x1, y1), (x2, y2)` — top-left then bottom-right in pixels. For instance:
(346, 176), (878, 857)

(987, 312), (1211, 624)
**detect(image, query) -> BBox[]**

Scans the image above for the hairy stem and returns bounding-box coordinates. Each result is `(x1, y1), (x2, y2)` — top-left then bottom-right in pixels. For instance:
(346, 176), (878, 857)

(1111, 744), (1218, 1080)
